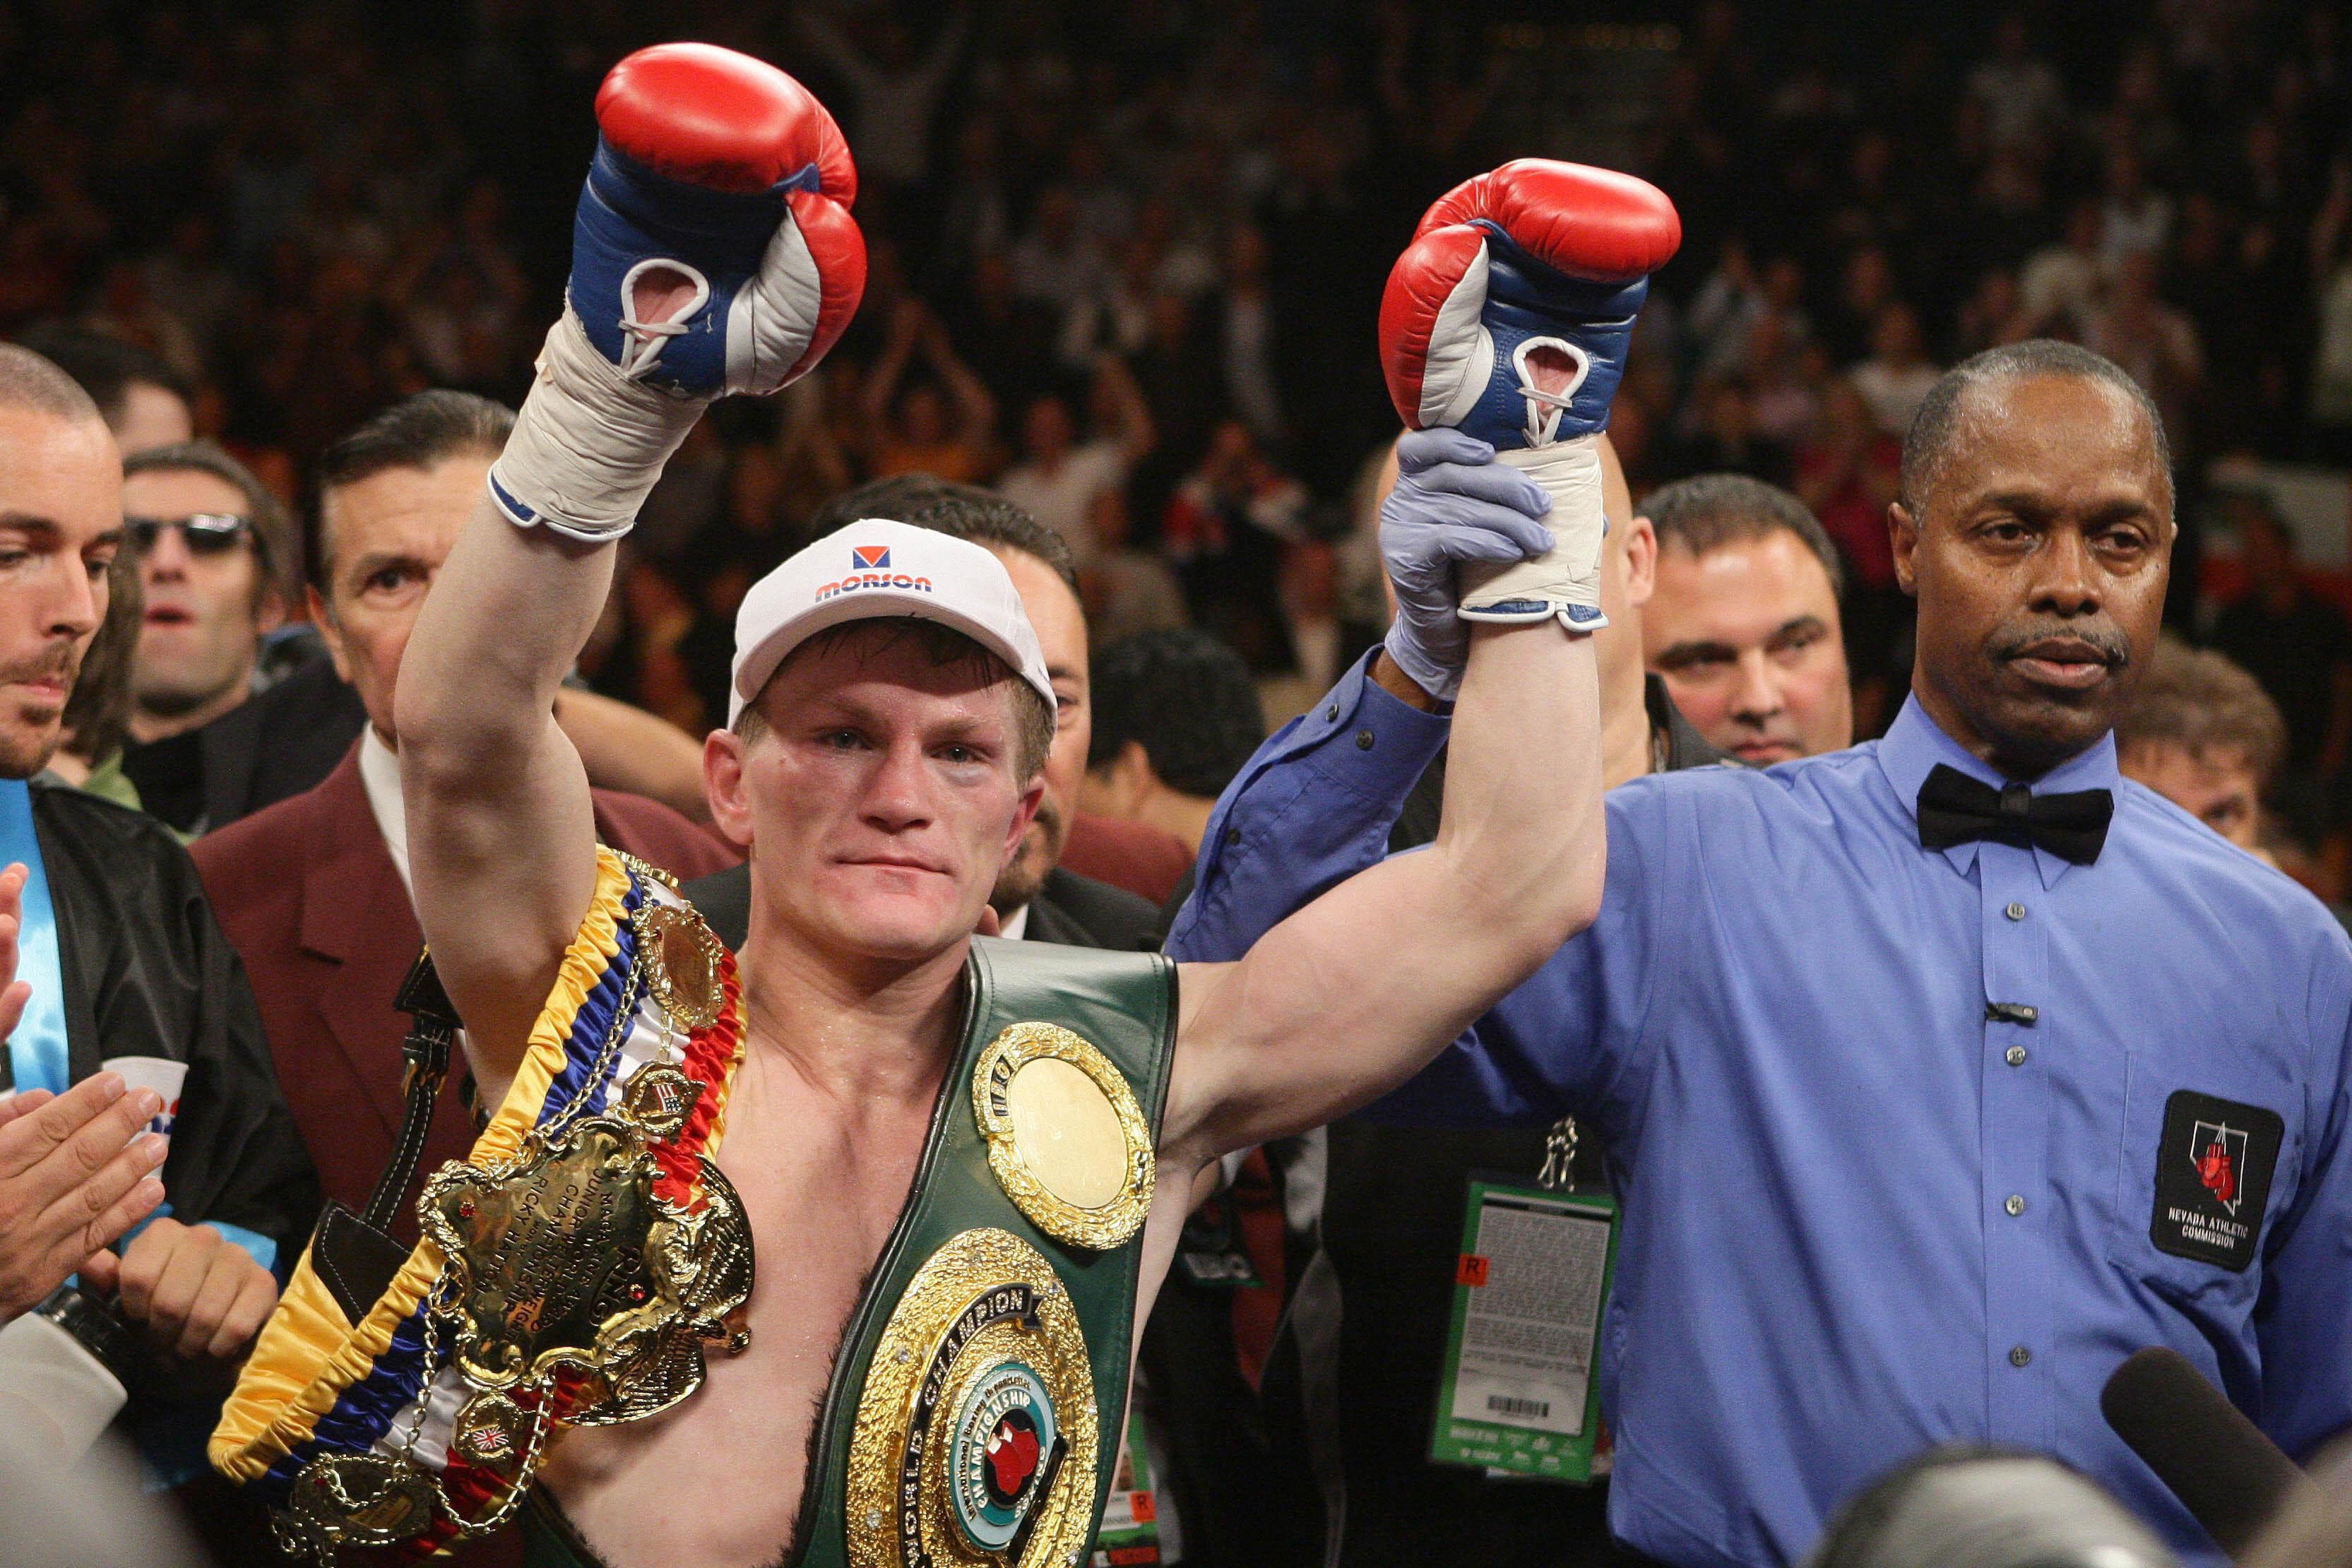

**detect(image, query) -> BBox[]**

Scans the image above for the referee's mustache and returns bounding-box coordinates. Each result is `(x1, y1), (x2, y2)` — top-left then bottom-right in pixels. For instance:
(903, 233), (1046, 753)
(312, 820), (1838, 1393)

(1987, 619), (2132, 669)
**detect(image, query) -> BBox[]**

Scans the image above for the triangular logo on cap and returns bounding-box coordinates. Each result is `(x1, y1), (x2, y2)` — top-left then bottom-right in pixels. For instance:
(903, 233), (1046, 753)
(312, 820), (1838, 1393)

(852, 544), (891, 570)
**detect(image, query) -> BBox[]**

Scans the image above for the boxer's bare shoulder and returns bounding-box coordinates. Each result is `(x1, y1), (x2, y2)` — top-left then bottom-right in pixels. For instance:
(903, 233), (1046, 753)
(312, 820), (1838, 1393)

(537, 1032), (945, 1568)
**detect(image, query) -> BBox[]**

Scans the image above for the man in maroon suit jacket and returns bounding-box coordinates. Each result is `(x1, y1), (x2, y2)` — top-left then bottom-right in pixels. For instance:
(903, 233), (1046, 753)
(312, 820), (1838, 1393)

(191, 391), (737, 1235)
(194, 748), (729, 1230)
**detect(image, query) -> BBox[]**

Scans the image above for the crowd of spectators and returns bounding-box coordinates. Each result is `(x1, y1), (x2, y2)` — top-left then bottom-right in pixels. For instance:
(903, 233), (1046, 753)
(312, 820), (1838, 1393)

(8, 0), (2352, 865)
(10, 8), (2352, 1564)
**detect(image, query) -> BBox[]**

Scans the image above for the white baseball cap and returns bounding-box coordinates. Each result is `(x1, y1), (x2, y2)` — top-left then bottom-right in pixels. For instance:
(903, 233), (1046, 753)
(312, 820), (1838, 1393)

(728, 518), (1055, 727)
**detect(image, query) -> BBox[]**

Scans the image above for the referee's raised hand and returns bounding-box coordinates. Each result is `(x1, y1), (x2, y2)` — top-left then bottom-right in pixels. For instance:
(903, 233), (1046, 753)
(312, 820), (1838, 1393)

(0, 1072), (169, 1321)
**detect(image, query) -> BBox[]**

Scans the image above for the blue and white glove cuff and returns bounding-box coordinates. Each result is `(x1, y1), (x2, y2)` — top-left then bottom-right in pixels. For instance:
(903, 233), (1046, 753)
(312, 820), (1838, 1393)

(487, 311), (703, 543)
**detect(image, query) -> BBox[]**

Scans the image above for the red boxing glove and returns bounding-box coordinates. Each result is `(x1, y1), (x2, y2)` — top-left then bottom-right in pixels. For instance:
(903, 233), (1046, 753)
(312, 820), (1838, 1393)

(1377, 159), (1677, 628)
(1380, 159), (1678, 448)
(575, 42), (865, 396)
(493, 44), (867, 540)
(595, 43), (858, 195)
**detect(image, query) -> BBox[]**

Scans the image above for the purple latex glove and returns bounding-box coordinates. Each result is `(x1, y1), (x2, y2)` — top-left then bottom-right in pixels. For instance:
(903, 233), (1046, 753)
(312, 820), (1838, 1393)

(1379, 427), (1556, 702)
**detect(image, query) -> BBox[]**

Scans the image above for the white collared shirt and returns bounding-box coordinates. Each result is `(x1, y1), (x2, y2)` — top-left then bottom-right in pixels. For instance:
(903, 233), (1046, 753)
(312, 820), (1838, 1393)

(356, 727), (410, 896)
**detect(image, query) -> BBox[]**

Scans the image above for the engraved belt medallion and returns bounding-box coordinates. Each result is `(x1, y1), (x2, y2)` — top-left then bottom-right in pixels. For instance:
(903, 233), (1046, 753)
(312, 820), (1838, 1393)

(847, 1228), (1099, 1568)
(278, 1452), (441, 1560)
(421, 1064), (753, 1433)
(634, 898), (724, 1032)
(971, 1025), (1154, 1250)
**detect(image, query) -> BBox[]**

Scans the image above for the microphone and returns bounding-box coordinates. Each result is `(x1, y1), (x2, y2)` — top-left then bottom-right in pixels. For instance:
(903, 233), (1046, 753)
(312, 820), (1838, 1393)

(2101, 1346), (2318, 1559)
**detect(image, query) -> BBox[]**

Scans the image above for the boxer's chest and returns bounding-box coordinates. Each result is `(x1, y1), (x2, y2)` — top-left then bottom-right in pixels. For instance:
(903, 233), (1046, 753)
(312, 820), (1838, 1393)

(537, 1068), (937, 1568)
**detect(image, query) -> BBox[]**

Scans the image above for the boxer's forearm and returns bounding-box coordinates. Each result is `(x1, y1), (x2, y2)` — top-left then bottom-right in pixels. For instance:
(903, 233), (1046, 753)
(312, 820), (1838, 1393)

(399, 494), (613, 782)
(393, 492), (608, 1088)
(1166, 619), (1600, 1158)
(1436, 623), (1605, 944)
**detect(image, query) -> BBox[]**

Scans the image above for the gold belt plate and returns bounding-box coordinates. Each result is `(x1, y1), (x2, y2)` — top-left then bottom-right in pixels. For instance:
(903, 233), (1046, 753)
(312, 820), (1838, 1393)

(971, 1024), (1154, 1251)
(846, 1228), (1100, 1568)
(420, 1063), (754, 1427)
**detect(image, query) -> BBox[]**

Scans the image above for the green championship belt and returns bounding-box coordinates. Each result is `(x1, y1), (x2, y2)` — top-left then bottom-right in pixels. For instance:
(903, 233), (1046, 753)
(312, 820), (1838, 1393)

(525, 935), (1176, 1568)
(801, 935), (1177, 1568)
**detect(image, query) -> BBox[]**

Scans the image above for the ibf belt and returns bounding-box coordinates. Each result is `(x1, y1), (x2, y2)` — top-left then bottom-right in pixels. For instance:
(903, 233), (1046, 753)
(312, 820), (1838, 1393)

(211, 853), (749, 1562)
(804, 939), (1178, 1568)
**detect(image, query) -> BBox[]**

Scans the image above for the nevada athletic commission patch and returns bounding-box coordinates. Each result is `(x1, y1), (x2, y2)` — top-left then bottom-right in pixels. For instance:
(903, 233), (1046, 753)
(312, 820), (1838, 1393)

(2149, 1090), (2284, 1272)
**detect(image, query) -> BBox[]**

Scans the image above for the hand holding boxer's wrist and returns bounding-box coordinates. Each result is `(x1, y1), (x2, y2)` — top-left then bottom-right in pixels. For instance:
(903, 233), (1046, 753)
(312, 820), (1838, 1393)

(1377, 427), (1555, 703)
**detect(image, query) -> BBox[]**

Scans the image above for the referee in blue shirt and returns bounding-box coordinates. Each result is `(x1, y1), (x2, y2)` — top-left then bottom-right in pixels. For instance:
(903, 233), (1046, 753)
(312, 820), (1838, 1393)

(1169, 340), (2352, 1568)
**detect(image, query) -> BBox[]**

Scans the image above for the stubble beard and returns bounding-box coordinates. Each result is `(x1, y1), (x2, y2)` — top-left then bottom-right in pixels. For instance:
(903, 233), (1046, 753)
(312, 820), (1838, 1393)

(990, 802), (1067, 915)
(0, 640), (83, 779)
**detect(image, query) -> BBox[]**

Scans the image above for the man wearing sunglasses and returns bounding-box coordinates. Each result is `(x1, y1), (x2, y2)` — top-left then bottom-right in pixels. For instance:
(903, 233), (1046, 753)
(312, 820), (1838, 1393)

(117, 441), (364, 836)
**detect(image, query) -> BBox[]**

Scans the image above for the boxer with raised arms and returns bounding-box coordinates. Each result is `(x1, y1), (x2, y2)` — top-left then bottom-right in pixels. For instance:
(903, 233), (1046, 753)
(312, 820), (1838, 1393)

(211, 46), (1676, 1568)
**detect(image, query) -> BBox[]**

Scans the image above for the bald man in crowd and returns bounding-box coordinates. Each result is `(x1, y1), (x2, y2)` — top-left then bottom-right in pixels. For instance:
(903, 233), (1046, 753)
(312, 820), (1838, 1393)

(0, 344), (313, 1507)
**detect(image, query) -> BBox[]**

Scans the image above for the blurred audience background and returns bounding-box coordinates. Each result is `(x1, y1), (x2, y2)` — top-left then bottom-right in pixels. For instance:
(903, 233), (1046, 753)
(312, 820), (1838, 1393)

(10, 0), (2352, 890)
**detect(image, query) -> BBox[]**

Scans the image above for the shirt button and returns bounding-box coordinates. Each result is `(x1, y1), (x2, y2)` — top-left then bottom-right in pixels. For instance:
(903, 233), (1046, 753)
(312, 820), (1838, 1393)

(2005, 1045), (2028, 1067)
(2004, 1194), (2026, 1217)
(1225, 828), (1241, 848)
(1355, 729), (1376, 751)
(2009, 1345), (2033, 1367)
(2004, 901), (2026, 921)
(1326, 703), (1339, 722)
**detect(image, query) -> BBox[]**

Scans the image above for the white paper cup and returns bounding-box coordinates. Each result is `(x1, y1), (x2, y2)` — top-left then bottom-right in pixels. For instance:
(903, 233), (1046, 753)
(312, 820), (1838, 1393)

(101, 1057), (187, 1141)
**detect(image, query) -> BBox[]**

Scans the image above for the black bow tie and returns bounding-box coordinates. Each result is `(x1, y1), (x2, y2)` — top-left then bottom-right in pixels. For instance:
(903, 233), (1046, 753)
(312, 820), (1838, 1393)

(1916, 763), (2114, 865)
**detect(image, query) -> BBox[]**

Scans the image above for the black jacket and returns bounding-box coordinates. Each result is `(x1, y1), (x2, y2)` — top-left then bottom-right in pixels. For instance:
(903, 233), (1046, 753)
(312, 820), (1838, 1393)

(121, 658), (368, 836)
(682, 862), (1165, 955)
(23, 780), (321, 1481)
(27, 780), (318, 1250)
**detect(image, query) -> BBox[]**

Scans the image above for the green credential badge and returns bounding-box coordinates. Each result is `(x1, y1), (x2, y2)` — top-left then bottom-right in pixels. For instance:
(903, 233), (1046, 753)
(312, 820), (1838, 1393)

(1429, 1177), (1620, 1484)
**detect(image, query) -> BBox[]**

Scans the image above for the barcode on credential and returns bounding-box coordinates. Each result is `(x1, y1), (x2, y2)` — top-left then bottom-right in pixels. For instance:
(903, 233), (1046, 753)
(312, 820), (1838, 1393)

(1486, 1394), (1550, 1418)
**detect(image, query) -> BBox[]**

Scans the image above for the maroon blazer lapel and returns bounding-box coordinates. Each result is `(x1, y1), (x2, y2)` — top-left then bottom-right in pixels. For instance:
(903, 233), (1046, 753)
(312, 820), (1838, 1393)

(301, 747), (425, 1144)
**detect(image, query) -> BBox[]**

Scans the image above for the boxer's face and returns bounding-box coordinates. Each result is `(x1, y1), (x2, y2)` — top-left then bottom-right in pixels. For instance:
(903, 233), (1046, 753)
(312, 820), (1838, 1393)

(314, 454), (485, 744)
(715, 623), (1043, 965)
(990, 548), (1088, 917)
(1647, 529), (1853, 764)
(127, 465), (278, 725)
(0, 408), (120, 777)
(1894, 374), (2169, 779)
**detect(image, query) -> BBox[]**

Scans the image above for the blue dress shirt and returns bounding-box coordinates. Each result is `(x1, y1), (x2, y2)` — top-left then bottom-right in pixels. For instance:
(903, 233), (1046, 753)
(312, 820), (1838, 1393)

(1169, 653), (2352, 1568)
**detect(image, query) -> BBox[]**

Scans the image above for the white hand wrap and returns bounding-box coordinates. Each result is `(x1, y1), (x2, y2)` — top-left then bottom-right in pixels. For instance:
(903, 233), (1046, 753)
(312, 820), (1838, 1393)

(1458, 434), (1608, 631)
(487, 311), (704, 543)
